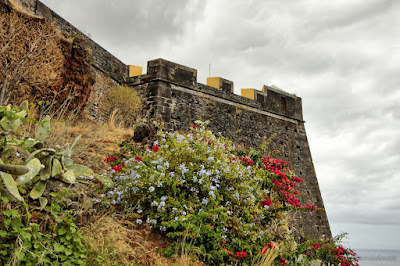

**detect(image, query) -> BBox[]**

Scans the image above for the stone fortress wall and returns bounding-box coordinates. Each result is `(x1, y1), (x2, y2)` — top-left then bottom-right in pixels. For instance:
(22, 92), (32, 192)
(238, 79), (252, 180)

(4, 0), (332, 240)
(128, 59), (332, 240)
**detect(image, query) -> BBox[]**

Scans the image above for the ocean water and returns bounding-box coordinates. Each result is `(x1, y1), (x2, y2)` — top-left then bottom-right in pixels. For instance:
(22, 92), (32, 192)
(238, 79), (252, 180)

(355, 249), (400, 266)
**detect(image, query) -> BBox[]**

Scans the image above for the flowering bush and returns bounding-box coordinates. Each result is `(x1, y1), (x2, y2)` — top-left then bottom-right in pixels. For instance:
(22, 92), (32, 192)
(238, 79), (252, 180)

(99, 122), (357, 265)
(279, 233), (359, 265)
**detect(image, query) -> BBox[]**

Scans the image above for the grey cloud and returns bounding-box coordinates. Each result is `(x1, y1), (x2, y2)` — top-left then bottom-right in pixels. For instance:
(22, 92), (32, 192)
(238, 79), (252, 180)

(43, 0), (206, 47)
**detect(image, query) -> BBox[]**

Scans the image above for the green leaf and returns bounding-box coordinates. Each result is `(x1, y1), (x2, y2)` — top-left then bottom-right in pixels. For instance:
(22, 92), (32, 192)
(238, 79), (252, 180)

(0, 164), (29, 176)
(17, 251), (25, 260)
(11, 218), (22, 228)
(57, 227), (67, 235)
(1, 196), (9, 204)
(51, 158), (62, 177)
(65, 164), (94, 177)
(18, 100), (29, 110)
(70, 134), (81, 150)
(95, 175), (113, 188)
(0, 250), (7, 256)
(53, 242), (65, 252)
(61, 170), (75, 184)
(0, 230), (7, 237)
(39, 155), (52, 181)
(0, 188), (16, 203)
(39, 197), (48, 210)
(0, 116), (12, 133)
(0, 171), (24, 202)
(35, 115), (50, 141)
(21, 137), (42, 149)
(30, 180), (47, 199)
(20, 231), (32, 241)
(64, 249), (72, 256)
(58, 135), (81, 159)
(16, 158), (43, 185)
(25, 148), (56, 165)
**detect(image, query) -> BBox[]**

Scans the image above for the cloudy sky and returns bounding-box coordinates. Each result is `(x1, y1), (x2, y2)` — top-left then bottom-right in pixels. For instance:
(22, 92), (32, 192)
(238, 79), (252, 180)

(41, 0), (400, 251)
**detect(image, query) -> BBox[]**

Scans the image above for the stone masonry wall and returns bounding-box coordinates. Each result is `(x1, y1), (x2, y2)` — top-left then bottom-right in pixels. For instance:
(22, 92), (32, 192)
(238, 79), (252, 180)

(128, 59), (332, 240)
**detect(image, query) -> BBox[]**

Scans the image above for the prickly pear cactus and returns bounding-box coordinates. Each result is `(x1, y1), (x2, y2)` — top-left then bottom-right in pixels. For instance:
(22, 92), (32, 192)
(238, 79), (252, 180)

(0, 102), (113, 203)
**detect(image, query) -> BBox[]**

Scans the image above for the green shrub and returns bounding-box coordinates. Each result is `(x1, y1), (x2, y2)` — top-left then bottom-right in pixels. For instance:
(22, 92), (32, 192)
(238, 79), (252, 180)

(0, 191), (88, 265)
(101, 122), (359, 265)
(102, 85), (141, 127)
(100, 122), (303, 264)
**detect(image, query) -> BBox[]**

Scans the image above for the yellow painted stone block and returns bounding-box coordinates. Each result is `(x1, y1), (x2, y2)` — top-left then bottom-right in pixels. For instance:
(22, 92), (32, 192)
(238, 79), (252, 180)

(207, 77), (221, 89)
(241, 89), (255, 100)
(129, 65), (143, 77)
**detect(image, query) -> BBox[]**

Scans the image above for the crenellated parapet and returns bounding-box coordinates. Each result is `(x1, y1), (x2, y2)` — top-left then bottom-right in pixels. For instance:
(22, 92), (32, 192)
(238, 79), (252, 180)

(241, 86), (303, 121)
(147, 59), (198, 87)
(127, 58), (303, 122)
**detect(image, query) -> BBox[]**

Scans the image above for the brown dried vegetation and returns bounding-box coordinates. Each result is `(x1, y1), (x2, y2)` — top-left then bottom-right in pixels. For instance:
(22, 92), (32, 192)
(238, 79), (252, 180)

(0, 4), (94, 112)
(0, 10), (64, 105)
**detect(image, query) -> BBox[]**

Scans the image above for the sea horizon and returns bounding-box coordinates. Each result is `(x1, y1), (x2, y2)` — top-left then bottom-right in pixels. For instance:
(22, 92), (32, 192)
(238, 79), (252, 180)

(354, 248), (399, 266)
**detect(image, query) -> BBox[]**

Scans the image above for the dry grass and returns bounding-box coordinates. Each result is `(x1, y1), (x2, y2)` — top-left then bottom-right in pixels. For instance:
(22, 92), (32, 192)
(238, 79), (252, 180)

(45, 116), (133, 172)
(0, 6), (65, 105)
(80, 214), (173, 266)
(17, 105), (133, 173)
(250, 246), (280, 266)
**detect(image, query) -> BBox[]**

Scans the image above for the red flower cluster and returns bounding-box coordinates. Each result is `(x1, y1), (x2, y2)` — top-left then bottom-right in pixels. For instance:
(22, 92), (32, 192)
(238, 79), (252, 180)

(292, 176), (304, 183)
(312, 243), (322, 250)
(310, 243), (359, 266)
(224, 248), (233, 255)
(112, 164), (122, 172)
(305, 204), (318, 210)
(235, 250), (248, 259)
(262, 156), (316, 209)
(262, 156), (289, 171)
(152, 145), (160, 152)
(134, 156), (142, 162)
(261, 242), (276, 254)
(280, 256), (287, 266)
(104, 156), (116, 163)
(240, 157), (253, 165)
(261, 198), (272, 208)
(334, 245), (351, 264)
